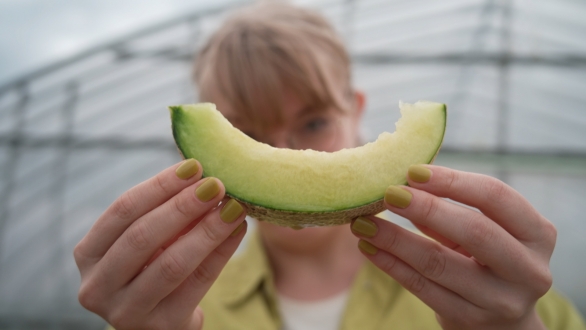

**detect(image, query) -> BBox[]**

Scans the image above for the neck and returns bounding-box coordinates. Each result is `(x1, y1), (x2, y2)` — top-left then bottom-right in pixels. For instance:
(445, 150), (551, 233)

(260, 224), (365, 301)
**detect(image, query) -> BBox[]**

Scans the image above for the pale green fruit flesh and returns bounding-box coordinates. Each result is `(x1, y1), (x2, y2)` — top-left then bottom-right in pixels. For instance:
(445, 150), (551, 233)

(170, 101), (446, 226)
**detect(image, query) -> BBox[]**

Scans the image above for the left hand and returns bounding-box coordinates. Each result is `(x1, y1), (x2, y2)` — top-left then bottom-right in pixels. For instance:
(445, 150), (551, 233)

(350, 165), (556, 330)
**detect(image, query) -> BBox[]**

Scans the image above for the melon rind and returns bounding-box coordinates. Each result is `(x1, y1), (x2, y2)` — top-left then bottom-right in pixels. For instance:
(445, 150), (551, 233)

(170, 101), (446, 227)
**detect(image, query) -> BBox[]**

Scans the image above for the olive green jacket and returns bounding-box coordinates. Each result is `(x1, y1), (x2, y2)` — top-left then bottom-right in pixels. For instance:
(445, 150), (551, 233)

(199, 232), (586, 330)
(108, 231), (586, 329)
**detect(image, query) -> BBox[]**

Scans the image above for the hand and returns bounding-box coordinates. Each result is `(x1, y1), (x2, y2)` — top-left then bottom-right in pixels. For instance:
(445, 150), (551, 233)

(74, 159), (248, 330)
(351, 165), (556, 330)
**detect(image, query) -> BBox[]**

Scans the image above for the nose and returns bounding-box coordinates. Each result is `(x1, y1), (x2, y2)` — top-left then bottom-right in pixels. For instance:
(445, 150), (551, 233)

(267, 138), (292, 149)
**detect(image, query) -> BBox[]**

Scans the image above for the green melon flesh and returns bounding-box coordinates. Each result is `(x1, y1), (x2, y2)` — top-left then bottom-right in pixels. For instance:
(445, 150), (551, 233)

(170, 101), (446, 226)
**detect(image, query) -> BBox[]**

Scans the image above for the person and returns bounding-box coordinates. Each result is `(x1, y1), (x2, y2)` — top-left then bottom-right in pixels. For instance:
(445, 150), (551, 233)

(74, 2), (586, 329)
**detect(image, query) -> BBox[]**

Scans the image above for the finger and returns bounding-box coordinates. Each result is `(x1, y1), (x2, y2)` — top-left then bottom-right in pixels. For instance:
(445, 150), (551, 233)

(99, 178), (226, 288)
(412, 223), (471, 257)
(156, 221), (248, 320)
(413, 223), (457, 249)
(357, 239), (481, 321)
(125, 199), (247, 310)
(144, 198), (231, 268)
(77, 159), (203, 260)
(352, 216), (499, 307)
(144, 208), (210, 268)
(384, 185), (533, 279)
(406, 165), (551, 243)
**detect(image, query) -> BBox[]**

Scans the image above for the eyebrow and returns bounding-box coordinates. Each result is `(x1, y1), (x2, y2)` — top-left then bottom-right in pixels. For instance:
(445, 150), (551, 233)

(297, 105), (326, 118)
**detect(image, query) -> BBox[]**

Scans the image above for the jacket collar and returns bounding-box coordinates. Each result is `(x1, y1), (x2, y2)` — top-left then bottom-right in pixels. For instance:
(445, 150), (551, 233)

(219, 230), (275, 307)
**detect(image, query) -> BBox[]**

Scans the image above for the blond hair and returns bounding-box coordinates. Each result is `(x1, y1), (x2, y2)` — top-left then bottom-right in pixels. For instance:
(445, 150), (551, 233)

(193, 1), (352, 130)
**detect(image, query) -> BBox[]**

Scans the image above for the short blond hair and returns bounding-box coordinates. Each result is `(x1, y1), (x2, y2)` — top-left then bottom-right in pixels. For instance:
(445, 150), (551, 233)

(193, 1), (352, 129)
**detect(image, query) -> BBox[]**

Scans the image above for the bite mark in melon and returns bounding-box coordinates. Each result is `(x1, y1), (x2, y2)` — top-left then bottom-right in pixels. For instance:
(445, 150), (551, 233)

(170, 101), (446, 227)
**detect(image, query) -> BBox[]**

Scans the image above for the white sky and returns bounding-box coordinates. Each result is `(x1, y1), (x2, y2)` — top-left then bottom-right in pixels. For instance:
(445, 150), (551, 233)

(0, 0), (238, 86)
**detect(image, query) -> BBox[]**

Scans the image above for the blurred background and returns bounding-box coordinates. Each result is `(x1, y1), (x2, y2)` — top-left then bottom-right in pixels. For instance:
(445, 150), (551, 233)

(1, 0), (585, 328)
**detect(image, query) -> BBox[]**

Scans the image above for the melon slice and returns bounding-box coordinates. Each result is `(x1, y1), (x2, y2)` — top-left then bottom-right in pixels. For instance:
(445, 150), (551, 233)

(170, 101), (446, 227)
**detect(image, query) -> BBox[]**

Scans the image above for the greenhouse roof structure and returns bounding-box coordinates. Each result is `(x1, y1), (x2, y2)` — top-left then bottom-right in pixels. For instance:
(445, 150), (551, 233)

(0, 0), (585, 328)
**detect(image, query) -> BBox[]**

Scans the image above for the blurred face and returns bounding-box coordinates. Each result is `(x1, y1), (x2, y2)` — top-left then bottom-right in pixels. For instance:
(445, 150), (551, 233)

(213, 89), (366, 253)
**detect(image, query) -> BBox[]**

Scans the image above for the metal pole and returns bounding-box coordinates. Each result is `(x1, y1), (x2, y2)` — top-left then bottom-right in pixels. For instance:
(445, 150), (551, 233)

(496, 0), (512, 182)
(54, 81), (78, 328)
(0, 83), (29, 265)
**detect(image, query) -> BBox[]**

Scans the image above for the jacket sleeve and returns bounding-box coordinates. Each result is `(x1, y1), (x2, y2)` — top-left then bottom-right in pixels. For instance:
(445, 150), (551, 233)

(536, 289), (586, 330)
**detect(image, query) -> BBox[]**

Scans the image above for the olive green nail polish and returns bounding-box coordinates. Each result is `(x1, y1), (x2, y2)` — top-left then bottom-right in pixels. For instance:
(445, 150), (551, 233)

(195, 178), (220, 202)
(220, 199), (244, 223)
(351, 216), (378, 237)
(230, 222), (246, 237)
(384, 186), (412, 208)
(176, 159), (199, 180)
(408, 165), (431, 183)
(358, 240), (378, 255)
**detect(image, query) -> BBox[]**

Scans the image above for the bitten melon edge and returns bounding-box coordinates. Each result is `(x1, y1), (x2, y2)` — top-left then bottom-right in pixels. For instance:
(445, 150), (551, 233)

(170, 101), (446, 227)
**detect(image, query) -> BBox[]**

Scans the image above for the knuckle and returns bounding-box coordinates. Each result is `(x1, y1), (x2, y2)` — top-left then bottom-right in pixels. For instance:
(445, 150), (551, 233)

(126, 223), (153, 252)
(532, 267), (553, 296)
(191, 262), (218, 286)
(443, 169), (458, 192)
(419, 246), (446, 279)
(463, 217), (493, 249)
(107, 298), (155, 330)
(542, 220), (558, 250)
(108, 306), (137, 330)
(378, 254), (399, 275)
(78, 279), (102, 312)
(171, 195), (193, 219)
(160, 252), (189, 283)
(482, 177), (509, 204)
(112, 192), (137, 221)
(381, 226), (401, 252)
(405, 271), (427, 294)
(73, 243), (86, 266)
(421, 196), (441, 222)
(194, 306), (205, 330)
(494, 297), (526, 321)
(200, 222), (222, 245)
(154, 174), (174, 196)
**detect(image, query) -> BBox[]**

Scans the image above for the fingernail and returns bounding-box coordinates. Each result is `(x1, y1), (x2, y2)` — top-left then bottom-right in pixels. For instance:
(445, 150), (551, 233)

(358, 240), (378, 255)
(195, 178), (220, 202)
(220, 199), (244, 223)
(408, 165), (431, 183)
(351, 216), (378, 237)
(384, 186), (412, 208)
(176, 159), (199, 180)
(230, 222), (246, 237)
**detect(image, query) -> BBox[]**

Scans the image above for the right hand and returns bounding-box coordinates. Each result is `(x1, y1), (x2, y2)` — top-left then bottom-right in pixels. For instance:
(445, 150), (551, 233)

(73, 159), (248, 330)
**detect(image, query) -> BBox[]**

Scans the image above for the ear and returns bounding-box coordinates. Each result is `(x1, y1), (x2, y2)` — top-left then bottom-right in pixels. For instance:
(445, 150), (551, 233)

(352, 89), (366, 122)
(350, 89), (366, 146)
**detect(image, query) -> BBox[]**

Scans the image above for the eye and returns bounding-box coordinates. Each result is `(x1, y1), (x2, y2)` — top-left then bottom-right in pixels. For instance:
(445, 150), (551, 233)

(304, 117), (329, 132)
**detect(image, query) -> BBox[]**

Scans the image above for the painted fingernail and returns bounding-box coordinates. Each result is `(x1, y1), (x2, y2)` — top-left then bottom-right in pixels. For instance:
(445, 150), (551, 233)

(408, 165), (431, 183)
(230, 221), (246, 237)
(384, 186), (412, 208)
(358, 239), (378, 255)
(176, 159), (199, 180)
(351, 216), (378, 237)
(195, 178), (220, 202)
(220, 199), (244, 223)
